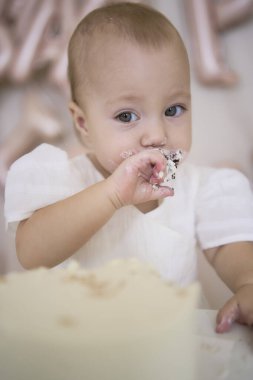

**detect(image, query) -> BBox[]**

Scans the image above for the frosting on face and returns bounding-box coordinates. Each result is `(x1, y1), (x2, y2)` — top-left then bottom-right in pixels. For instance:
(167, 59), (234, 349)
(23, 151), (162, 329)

(120, 150), (135, 159)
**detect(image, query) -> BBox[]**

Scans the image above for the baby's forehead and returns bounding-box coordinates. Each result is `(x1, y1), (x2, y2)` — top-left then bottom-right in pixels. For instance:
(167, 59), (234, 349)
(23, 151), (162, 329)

(74, 37), (178, 87)
(71, 33), (189, 105)
(72, 28), (185, 70)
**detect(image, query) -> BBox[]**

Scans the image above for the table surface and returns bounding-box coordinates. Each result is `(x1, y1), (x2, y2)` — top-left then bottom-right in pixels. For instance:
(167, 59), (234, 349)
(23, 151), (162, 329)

(196, 310), (253, 380)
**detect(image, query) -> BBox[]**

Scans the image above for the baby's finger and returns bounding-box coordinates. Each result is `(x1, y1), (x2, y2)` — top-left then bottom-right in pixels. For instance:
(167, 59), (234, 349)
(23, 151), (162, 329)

(151, 161), (166, 178)
(149, 171), (165, 185)
(216, 297), (240, 333)
(150, 184), (174, 198)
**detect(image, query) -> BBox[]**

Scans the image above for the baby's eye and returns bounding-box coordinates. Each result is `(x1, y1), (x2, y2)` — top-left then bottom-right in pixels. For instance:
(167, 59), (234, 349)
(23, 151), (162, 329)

(116, 111), (138, 123)
(165, 105), (185, 117)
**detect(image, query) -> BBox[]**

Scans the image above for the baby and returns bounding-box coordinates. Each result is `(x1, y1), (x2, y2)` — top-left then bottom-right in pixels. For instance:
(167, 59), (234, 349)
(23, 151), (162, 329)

(4, 2), (253, 333)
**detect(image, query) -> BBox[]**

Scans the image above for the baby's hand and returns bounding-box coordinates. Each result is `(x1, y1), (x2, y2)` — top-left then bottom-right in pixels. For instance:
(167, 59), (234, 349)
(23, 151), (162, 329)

(106, 150), (174, 208)
(216, 284), (253, 333)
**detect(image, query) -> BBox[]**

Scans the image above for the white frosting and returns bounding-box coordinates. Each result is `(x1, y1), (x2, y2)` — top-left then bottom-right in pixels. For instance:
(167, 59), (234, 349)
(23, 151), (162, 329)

(0, 259), (199, 380)
(159, 149), (183, 188)
(151, 149), (183, 190)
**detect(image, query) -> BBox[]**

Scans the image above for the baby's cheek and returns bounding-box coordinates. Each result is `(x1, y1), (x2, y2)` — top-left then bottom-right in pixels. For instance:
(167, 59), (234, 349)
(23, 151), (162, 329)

(108, 158), (118, 168)
(95, 152), (118, 174)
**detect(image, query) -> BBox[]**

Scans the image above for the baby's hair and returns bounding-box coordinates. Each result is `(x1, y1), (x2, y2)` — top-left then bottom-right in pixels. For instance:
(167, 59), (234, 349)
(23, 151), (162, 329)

(68, 2), (186, 104)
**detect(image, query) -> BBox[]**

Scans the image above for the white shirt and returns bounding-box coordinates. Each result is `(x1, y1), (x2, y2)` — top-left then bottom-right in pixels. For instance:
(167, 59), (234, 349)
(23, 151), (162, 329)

(4, 144), (253, 285)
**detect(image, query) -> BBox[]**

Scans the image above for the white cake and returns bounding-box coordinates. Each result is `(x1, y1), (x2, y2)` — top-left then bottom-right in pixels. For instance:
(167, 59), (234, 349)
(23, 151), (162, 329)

(0, 259), (199, 380)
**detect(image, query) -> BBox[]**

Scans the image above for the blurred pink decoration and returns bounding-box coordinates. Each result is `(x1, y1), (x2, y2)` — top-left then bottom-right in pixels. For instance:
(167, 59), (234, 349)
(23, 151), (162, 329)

(0, 0), (106, 189)
(0, 0), (106, 88)
(184, 0), (253, 86)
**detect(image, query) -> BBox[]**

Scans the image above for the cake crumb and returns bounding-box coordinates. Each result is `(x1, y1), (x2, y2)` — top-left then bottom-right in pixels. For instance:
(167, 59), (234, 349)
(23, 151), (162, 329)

(57, 315), (78, 328)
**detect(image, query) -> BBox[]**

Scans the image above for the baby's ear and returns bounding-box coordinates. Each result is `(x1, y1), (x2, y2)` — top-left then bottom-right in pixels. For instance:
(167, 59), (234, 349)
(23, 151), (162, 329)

(69, 101), (89, 136)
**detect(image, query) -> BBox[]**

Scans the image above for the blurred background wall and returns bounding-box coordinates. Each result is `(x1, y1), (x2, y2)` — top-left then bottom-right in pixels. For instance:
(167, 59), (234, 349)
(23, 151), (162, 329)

(0, 0), (252, 309)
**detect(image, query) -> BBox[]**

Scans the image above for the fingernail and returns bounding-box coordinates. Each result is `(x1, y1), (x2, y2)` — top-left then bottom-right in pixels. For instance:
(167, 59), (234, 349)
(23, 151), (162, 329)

(164, 187), (174, 196)
(216, 317), (232, 333)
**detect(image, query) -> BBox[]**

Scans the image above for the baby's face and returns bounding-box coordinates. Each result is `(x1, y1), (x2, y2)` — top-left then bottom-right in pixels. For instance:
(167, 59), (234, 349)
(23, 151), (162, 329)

(76, 39), (191, 177)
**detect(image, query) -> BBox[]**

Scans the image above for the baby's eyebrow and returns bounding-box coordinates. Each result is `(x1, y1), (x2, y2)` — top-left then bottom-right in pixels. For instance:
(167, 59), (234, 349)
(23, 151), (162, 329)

(166, 90), (191, 100)
(105, 90), (191, 108)
(105, 94), (143, 106)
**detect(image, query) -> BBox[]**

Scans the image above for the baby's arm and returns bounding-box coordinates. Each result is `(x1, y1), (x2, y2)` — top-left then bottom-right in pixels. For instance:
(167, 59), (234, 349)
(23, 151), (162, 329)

(205, 241), (253, 333)
(16, 150), (172, 269)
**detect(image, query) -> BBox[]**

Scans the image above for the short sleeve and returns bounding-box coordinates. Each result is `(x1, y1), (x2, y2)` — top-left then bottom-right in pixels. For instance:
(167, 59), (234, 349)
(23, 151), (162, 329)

(4, 144), (81, 228)
(196, 168), (253, 249)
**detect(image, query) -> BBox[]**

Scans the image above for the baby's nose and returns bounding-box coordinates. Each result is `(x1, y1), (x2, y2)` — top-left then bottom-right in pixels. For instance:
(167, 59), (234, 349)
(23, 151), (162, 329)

(141, 122), (167, 148)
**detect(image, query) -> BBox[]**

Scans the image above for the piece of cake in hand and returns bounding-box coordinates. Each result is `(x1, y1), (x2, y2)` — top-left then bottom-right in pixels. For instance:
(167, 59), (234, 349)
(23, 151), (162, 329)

(0, 259), (199, 380)
(158, 149), (183, 189)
